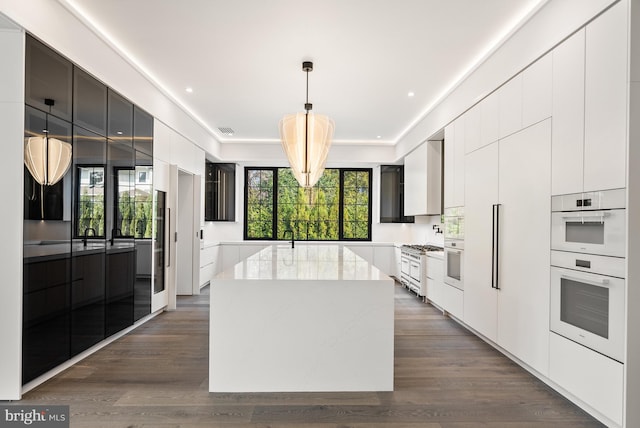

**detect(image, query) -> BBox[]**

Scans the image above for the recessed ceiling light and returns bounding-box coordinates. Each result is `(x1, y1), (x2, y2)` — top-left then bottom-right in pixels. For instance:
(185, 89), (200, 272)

(117, 131), (123, 135)
(186, 87), (193, 93)
(408, 92), (415, 97)
(377, 135), (382, 139)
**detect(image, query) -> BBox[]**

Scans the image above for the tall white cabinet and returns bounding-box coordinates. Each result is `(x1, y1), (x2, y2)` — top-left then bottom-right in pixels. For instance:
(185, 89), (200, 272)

(463, 141), (499, 341)
(464, 120), (551, 375)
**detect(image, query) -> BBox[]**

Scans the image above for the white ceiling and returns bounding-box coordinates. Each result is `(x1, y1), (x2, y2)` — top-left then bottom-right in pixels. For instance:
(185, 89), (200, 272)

(61, 0), (546, 145)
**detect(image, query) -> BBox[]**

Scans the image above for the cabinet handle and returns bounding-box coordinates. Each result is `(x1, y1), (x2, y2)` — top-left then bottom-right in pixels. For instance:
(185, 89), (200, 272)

(167, 208), (171, 268)
(492, 204), (501, 290)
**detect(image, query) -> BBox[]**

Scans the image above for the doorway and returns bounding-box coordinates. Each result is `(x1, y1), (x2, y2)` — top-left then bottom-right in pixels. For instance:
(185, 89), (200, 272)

(177, 170), (201, 296)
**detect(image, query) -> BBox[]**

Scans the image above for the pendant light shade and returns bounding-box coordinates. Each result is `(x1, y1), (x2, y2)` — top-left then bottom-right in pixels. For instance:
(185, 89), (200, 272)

(279, 111), (334, 188)
(279, 61), (334, 188)
(24, 136), (72, 185)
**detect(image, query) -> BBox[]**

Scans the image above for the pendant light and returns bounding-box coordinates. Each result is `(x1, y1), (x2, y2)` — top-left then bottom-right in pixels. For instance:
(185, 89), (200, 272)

(279, 61), (334, 188)
(24, 135), (72, 186)
(23, 98), (72, 218)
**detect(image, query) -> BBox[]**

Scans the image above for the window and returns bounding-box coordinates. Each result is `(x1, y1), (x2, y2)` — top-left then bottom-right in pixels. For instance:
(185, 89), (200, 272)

(76, 166), (105, 237)
(113, 167), (153, 238)
(244, 167), (371, 241)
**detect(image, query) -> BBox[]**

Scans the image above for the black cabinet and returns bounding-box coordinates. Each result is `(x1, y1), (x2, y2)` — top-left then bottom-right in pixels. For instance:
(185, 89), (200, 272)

(108, 89), (133, 140)
(23, 257), (71, 383)
(380, 165), (414, 223)
(71, 251), (105, 356)
(134, 151), (153, 321)
(106, 249), (135, 336)
(74, 67), (107, 136)
(23, 32), (154, 385)
(24, 107), (72, 221)
(205, 162), (235, 221)
(133, 106), (153, 156)
(25, 35), (73, 121)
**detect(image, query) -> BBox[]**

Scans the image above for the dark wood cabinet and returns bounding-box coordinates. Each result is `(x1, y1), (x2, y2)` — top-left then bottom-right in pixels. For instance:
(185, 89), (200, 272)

(380, 165), (414, 223)
(205, 162), (235, 221)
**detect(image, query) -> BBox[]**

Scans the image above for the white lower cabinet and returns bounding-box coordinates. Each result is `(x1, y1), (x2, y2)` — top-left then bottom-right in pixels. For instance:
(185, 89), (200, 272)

(425, 255), (443, 305)
(199, 244), (220, 286)
(440, 283), (463, 319)
(550, 333), (623, 426)
(464, 120), (551, 376)
(373, 245), (394, 276)
(393, 245), (402, 279)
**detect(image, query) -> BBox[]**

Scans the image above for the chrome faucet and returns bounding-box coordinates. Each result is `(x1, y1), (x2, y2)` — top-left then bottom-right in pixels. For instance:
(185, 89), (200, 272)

(83, 227), (96, 247)
(283, 229), (295, 248)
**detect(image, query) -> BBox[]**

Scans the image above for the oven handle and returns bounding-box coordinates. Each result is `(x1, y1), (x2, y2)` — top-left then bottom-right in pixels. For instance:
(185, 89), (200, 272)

(561, 211), (610, 221)
(492, 204), (501, 290)
(447, 249), (462, 254)
(560, 273), (610, 287)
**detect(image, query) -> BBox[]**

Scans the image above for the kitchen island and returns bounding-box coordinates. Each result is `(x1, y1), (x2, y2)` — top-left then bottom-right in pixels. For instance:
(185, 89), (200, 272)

(209, 244), (395, 392)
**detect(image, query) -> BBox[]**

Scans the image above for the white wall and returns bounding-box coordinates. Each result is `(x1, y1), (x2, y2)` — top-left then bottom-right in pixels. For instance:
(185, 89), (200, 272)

(0, 17), (24, 399)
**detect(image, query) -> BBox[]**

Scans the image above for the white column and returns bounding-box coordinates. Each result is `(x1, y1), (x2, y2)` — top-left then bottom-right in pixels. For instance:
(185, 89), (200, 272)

(0, 15), (25, 400)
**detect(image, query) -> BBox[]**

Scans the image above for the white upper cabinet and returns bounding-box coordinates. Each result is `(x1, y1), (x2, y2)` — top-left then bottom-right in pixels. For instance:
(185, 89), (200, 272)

(404, 140), (442, 216)
(444, 124), (455, 208)
(552, 2), (628, 195)
(464, 104), (481, 154)
(522, 53), (552, 128)
(584, 0), (627, 192)
(453, 117), (465, 207)
(444, 118), (465, 209)
(480, 90), (500, 150)
(498, 74), (523, 139)
(552, 28), (585, 196)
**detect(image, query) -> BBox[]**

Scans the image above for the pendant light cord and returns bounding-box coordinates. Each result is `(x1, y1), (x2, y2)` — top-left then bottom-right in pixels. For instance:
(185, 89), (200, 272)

(304, 65), (310, 186)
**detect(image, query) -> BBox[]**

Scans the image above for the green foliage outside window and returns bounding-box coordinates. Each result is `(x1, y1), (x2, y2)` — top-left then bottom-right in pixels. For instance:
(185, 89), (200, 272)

(245, 167), (371, 241)
(78, 192), (105, 236)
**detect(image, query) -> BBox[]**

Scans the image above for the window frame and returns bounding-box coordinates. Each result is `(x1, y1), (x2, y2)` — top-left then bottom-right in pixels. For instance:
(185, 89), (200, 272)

(243, 167), (372, 241)
(74, 163), (106, 239)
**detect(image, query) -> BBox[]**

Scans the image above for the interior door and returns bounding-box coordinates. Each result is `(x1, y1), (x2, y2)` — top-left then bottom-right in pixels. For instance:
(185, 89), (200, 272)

(497, 119), (551, 375)
(464, 141), (499, 341)
(177, 170), (194, 296)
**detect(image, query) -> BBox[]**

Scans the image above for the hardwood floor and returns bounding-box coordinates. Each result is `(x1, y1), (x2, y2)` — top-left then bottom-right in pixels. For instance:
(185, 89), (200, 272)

(16, 283), (604, 427)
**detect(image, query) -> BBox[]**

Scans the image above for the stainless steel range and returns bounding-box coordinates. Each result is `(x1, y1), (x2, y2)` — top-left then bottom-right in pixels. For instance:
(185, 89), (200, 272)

(400, 244), (443, 297)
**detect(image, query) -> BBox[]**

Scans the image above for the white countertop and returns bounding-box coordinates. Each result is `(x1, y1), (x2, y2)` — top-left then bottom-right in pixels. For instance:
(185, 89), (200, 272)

(215, 244), (390, 281)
